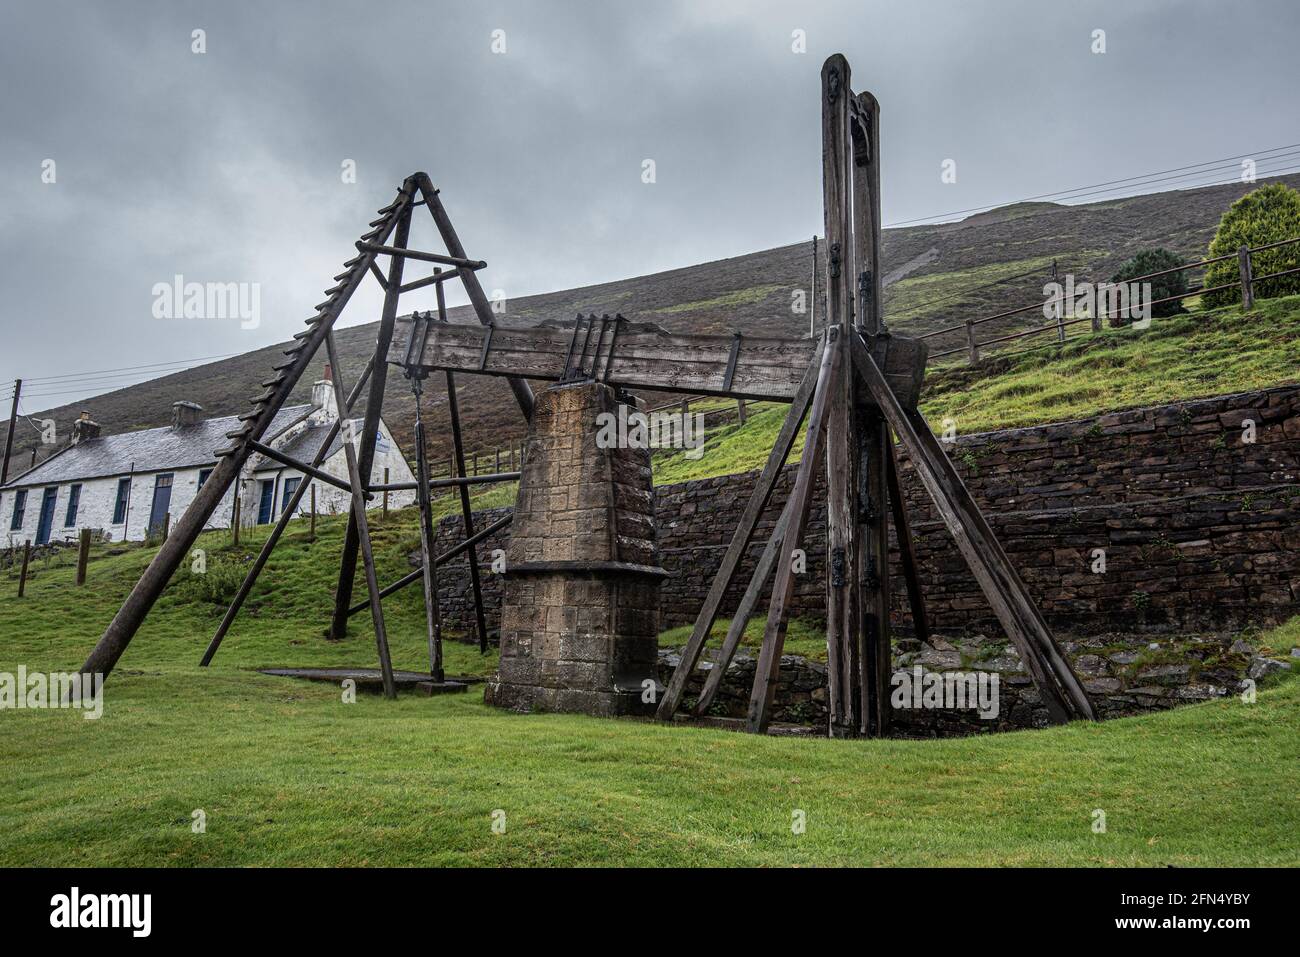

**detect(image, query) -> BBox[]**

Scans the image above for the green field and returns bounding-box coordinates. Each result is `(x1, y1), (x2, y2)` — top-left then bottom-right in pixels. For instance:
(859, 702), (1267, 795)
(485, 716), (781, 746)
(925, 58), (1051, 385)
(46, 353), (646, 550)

(0, 509), (1295, 867)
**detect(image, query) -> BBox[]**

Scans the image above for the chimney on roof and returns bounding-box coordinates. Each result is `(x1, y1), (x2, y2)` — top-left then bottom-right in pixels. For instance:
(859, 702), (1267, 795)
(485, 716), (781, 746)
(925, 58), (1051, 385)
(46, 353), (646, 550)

(171, 400), (204, 429)
(310, 365), (338, 425)
(71, 410), (101, 445)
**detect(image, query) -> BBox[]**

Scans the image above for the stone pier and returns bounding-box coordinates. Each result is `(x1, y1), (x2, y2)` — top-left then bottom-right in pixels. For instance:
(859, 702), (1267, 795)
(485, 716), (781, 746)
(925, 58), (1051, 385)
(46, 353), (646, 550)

(484, 381), (665, 717)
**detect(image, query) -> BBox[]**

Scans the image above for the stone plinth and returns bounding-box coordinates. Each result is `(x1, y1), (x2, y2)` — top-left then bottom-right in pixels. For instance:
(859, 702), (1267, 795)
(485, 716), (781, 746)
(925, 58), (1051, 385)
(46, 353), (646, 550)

(484, 382), (664, 717)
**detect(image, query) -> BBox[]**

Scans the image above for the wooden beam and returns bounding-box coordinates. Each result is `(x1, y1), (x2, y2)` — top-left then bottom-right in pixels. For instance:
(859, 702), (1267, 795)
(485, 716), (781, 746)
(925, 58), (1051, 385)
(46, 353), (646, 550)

(745, 329), (839, 734)
(415, 174), (534, 421)
(324, 333), (397, 697)
(77, 176), (416, 689)
(850, 332), (1095, 722)
(411, 377), (444, 681)
(655, 335), (824, 721)
(356, 242), (486, 271)
(200, 356), (375, 668)
(330, 206), (412, 640)
(693, 504), (791, 716)
(347, 514), (513, 617)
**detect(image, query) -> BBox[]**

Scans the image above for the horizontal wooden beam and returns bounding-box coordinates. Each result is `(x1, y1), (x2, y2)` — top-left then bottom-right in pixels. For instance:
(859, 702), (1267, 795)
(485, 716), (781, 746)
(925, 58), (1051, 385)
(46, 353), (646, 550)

(246, 440), (369, 499)
(390, 316), (927, 407)
(357, 242), (485, 271)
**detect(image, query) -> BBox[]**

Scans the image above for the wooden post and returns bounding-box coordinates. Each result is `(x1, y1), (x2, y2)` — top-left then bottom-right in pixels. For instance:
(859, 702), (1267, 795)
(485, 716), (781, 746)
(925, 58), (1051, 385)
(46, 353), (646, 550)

(737, 399), (747, 425)
(232, 493), (241, 547)
(309, 484), (316, 538)
(1238, 244), (1254, 311)
(17, 540), (30, 597)
(495, 447), (501, 472)
(162, 512), (170, 542)
(329, 203), (413, 640)
(966, 319), (979, 364)
(325, 334), (397, 697)
(76, 528), (91, 586)
(411, 376), (445, 681)
(747, 331), (838, 733)
(1, 378), (19, 486)
(852, 87), (891, 738)
(382, 467), (390, 520)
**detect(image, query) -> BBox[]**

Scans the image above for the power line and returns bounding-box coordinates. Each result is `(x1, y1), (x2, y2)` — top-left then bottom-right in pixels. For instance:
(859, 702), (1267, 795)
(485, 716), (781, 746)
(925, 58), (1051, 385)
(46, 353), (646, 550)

(20, 352), (241, 385)
(885, 142), (1300, 228)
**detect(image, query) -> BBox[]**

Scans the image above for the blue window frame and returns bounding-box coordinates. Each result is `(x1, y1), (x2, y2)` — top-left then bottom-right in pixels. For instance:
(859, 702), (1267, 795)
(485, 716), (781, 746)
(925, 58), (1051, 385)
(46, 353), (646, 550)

(281, 477), (301, 515)
(9, 489), (26, 530)
(112, 478), (131, 524)
(64, 484), (82, 527)
(198, 468), (213, 490)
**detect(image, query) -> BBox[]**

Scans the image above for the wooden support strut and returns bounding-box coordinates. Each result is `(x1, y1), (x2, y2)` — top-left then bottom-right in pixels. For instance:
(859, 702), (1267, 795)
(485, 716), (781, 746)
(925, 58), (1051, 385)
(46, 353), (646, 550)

(347, 514), (513, 617)
(76, 176), (417, 690)
(654, 333), (825, 721)
(410, 374), (445, 681)
(746, 329), (839, 734)
(849, 332), (1095, 722)
(329, 204), (413, 639)
(325, 333), (397, 698)
(199, 356), (375, 667)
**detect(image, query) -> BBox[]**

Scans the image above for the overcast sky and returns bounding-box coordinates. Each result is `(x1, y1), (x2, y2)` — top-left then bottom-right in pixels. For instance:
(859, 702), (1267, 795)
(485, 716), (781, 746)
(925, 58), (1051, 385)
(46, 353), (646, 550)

(2, 0), (1298, 409)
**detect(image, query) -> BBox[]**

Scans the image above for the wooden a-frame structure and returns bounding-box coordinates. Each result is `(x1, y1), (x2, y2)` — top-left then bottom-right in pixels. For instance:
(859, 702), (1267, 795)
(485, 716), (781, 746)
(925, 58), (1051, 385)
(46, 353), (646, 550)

(78, 55), (1095, 735)
(79, 172), (533, 699)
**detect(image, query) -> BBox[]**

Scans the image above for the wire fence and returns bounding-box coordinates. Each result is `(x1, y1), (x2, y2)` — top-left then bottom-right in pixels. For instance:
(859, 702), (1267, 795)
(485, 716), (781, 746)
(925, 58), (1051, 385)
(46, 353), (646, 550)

(919, 236), (1300, 366)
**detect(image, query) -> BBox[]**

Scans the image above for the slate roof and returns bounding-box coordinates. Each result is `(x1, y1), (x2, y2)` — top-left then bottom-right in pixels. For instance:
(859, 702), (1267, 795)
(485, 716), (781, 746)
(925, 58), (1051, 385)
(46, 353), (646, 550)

(2, 405), (313, 490)
(250, 418), (363, 473)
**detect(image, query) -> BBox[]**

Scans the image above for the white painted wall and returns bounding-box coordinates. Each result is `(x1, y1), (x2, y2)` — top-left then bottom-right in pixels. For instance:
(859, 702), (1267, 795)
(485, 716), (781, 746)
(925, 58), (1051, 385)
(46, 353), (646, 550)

(1, 418), (415, 546)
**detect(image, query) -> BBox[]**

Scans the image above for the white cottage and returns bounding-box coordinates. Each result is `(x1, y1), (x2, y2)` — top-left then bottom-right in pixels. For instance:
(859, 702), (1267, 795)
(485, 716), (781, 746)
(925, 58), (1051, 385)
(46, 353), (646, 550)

(0, 372), (415, 546)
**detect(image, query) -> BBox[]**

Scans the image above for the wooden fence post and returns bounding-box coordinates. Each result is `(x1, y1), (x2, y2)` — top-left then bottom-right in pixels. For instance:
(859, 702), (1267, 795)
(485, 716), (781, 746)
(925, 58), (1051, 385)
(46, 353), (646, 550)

(382, 467), (390, 520)
(737, 399), (747, 425)
(309, 484), (316, 539)
(17, 540), (30, 597)
(965, 319), (980, 364)
(76, 528), (90, 586)
(495, 447), (501, 472)
(1054, 297), (1066, 342)
(232, 494), (241, 547)
(1238, 244), (1254, 311)
(162, 512), (170, 542)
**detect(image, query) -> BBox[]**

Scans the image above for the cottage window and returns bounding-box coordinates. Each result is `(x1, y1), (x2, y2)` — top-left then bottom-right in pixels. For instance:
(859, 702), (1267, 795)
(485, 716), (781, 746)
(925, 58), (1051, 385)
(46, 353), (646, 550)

(198, 468), (213, 490)
(281, 477), (301, 515)
(112, 478), (131, 524)
(9, 489), (25, 530)
(65, 484), (82, 527)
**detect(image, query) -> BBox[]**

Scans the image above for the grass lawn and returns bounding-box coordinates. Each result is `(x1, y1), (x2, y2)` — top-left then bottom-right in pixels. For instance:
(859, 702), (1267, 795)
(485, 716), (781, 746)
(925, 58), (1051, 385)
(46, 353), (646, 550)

(1, 510), (1296, 867)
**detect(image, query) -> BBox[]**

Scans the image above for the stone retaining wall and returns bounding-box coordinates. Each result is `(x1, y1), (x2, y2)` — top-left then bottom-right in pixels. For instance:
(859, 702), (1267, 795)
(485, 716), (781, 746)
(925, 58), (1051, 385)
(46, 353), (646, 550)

(433, 386), (1300, 638)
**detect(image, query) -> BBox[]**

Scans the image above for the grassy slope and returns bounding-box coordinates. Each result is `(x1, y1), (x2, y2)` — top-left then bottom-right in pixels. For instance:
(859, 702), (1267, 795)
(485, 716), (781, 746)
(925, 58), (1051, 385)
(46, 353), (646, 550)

(1, 506), (1296, 866)
(652, 294), (1300, 483)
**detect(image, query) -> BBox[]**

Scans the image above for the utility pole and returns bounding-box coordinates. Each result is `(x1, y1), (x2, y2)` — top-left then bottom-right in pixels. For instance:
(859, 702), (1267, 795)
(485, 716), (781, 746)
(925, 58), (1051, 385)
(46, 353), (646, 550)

(1, 379), (20, 486)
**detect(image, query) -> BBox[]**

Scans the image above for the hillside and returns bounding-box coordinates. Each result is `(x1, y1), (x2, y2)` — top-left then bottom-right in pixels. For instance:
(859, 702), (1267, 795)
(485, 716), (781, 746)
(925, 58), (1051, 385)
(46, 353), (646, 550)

(6, 174), (1299, 475)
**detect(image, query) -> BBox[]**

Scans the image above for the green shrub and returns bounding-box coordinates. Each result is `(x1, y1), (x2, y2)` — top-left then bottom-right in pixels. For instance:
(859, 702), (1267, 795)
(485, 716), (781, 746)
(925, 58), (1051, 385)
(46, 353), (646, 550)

(1109, 248), (1188, 319)
(171, 558), (247, 606)
(1203, 183), (1300, 308)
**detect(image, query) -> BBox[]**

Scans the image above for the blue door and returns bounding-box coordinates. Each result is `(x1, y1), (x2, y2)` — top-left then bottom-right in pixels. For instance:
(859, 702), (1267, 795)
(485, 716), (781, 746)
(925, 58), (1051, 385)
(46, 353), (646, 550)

(148, 473), (174, 537)
(35, 487), (58, 545)
(257, 479), (275, 525)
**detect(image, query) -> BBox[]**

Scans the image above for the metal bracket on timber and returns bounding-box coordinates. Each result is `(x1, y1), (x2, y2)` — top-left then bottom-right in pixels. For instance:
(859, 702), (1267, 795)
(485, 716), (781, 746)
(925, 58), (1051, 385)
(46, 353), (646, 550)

(76, 172), (533, 697)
